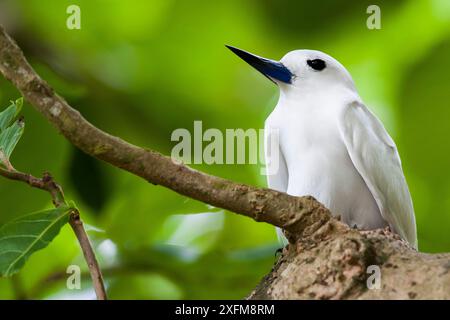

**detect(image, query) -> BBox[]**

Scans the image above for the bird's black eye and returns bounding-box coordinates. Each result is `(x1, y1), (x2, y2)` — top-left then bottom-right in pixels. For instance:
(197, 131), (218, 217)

(307, 59), (326, 71)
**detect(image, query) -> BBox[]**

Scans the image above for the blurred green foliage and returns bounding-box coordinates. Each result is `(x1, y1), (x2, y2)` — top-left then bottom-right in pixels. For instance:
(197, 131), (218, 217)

(0, 0), (449, 299)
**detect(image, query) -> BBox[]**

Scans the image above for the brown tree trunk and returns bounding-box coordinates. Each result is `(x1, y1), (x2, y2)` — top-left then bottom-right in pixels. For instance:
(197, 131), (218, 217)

(249, 220), (450, 299)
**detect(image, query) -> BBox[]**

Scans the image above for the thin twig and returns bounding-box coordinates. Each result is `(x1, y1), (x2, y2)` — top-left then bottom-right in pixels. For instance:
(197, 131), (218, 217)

(0, 167), (107, 300)
(68, 210), (107, 300)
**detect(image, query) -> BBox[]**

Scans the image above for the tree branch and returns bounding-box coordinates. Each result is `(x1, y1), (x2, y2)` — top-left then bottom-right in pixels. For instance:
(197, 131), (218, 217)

(0, 167), (107, 300)
(0, 24), (333, 242)
(0, 168), (65, 206)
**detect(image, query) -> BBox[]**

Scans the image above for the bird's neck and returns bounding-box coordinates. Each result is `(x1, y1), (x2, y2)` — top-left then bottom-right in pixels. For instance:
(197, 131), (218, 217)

(277, 83), (359, 111)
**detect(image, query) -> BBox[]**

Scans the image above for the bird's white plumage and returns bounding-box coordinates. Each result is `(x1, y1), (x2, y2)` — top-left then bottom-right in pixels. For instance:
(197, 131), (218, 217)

(338, 101), (417, 248)
(263, 49), (417, 249)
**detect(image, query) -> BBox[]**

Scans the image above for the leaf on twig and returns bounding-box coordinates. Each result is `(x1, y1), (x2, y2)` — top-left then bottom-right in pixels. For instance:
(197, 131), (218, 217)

(0, 206), (73, 277)
(0, 98), (24, 168)
(0, 119), (25, 159)
(0, 98), (22, 132)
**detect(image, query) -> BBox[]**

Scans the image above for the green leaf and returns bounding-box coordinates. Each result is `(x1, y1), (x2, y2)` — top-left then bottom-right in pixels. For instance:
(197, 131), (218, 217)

(0, 206), (72, 277)
(0, 118), (25, 161)
(0, 98), (23, 132)
(14, 98), (24, 116)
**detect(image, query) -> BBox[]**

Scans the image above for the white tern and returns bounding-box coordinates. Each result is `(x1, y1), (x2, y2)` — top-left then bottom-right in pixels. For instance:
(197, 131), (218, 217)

(227, 46), (417, 249)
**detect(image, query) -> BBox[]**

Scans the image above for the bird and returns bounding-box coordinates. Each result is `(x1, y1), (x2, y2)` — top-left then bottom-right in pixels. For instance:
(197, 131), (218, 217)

(226, 45), (417, 249)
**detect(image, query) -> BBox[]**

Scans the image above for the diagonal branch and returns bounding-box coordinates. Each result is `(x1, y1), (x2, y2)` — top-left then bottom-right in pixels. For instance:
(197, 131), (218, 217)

(0, 167), (65, 206)
(0, 24), (335, 241)
(0, 167), (107, 300)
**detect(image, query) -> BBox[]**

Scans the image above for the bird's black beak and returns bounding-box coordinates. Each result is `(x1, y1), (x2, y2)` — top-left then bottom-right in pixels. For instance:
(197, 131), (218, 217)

(226, 45), (293, 84)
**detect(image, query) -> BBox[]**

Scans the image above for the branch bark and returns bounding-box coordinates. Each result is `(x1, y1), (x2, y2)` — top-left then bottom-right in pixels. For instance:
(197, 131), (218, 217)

(1, 24), (450, 299)
(0, 167), (107, 300)
(249, 227), (450, 299)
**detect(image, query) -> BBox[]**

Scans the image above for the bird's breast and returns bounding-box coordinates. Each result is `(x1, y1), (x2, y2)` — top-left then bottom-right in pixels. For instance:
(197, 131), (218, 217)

(268, 106), (384, 229)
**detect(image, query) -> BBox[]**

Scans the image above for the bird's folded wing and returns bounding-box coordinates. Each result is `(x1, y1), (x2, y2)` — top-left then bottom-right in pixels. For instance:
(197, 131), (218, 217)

(338, 101), (417, 249)
(265, 128), (289, 246)
(265, 127), (289, 192)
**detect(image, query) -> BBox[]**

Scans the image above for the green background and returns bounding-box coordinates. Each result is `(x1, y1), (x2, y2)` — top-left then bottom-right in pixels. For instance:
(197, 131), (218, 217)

(0, 0), (449, 299)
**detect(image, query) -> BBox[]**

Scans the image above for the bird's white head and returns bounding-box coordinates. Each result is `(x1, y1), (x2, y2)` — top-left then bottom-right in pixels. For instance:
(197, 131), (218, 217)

(226, 46), (356, 97)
